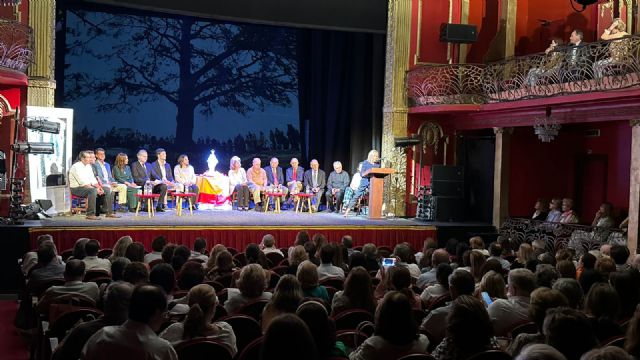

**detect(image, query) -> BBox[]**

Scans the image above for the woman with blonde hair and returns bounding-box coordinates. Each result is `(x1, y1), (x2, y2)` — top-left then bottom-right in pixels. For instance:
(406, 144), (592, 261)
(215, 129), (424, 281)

(111, 153), (139, 211)
(595, 18), (630, 78)
(287, 245), (309, 275)
(109, 235), (133, 262)
(261, 274), (304, 332)
(224, 263), (272, 314)
(205, 250), (237, 282)
(228, 156), (250, 211)
(470, 250), (486, 283)
(297, 260), (329, 303)
(205, 244), (227, 275)
(512, 243), (535, 269)
(344, 149), (380, 217)
(160, 284), (237, 356)
(477, 270), (507, 301)
(173, 154), (199, 204)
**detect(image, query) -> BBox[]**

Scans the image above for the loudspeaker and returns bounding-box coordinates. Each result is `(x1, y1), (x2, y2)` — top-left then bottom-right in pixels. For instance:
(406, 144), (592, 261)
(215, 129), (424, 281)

(431, 165), (464, 182)
(439, 23), (477, 44)
(431, 180), (464, 197)
(433, 196), (465, 222)
(46, 174), (66, 186)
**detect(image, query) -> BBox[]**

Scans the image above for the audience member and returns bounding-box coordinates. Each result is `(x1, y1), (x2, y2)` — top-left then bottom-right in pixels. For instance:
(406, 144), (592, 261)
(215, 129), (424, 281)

(262, 275), (304, 332)
(469, 236), (489, 256)
(625, 304), (640, 357)
(287, 245), (309, 275)
(305, 241), (320, 266)
(122, 262), (149, 285)
(37, 260), (100, 312)
(171, 245), (191, 272)
(205, 250), (237, 281)
(342, 235), (356, 258)
(470, 250), (486, 283)
(546, 198), (562, 223)
(55, 282), (133, 360)
(72, 238), (89, 260)
(536, 264), (558, 288)
(477, 270), (507, 302)
(577, 253), (596, 280)
(144, 236), (166, 263)
(149, 263), (176, 301)
(488, 242), (510, 270)
(190, 237), (208, 262)
(488, 268), (536, 336)
(361, 243), (380, 272)
(177, 261), (205, 291)
(376, 265), (421, 310)
(205, 244), (227, 273)
(420, 263), (453, 305)
(261, 234), (284, 256)
(22, 234), (60, 275)
(552, 278), (584, 309)
(82, 285), (176, 360)
(261, 314), (319, 360)
(513, 243), (535, 269)
(417, 249), (449, 288)
(124, 242), (145, 263)
(27, 242), (65, 293)
(610, 245), (630, 271)
(110, 257), (131, 282)
(160, 284), (237, 355)
(543, 307), (597, 360)
(82, 239), (111, 272)
(350, 291), (429, 360)
(515, 344), (567, 360)
(556, 260), (577, 279)
(161, 244), (177, 264)
(581, 346), (632, 360)
(297, 260), (329, 303)
(596, 256), (617, 280)
(317, 243), (345, 281)
(584, 282), (623, 342)
(331, 266), (376, 315)
(224, 264), (272, 314)
(507, 287), (568, 357)
(559, 198), (579, 224)
(610, 269), (640, 320)
(432, 295), (498, 360)
(392, 243), (421, 279)
(297, 300), (347, 359)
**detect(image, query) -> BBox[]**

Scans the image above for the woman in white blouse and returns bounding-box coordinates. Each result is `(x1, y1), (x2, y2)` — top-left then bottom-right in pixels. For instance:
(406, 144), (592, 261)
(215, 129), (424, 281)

(159, 284), (237, 356)
(173, 154), (199, 203)
(228, 156), (251, 211)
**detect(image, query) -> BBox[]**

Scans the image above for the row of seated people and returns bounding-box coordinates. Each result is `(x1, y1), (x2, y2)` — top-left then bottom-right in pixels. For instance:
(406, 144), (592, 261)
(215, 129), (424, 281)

(70, 147), (381, 219)
(19, 231), (640, 360)
(529, 197), (630, 230)
(517, 20), (632, 88)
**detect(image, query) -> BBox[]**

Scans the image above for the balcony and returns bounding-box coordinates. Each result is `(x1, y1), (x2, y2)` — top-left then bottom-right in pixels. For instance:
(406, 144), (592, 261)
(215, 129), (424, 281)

(407, 36), (640, 107)
(0, 19), (33, 74)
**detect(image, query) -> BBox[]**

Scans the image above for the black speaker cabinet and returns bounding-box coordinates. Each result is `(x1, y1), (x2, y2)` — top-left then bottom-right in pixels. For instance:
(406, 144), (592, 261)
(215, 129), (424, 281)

(439, 23), (478, 44)
(434, 196), (465, 222)
(431, 180), (464, 197)
(431, 165), (464, 182)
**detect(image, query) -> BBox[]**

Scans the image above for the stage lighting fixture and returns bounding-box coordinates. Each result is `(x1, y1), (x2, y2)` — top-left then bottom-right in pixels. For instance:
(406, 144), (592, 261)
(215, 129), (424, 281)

(11, 142), (54, 154)
(394, 136), (421, 148)
(25, 118), (60, 134)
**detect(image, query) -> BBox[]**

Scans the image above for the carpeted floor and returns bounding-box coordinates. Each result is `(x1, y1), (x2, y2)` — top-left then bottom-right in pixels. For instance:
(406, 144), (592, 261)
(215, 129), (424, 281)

(0, 301), (28, 360)
(38, 207), (429, 228)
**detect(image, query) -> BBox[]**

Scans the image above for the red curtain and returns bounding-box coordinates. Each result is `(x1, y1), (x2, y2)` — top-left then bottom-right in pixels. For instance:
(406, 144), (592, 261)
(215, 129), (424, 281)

(30, 226), (436, 253)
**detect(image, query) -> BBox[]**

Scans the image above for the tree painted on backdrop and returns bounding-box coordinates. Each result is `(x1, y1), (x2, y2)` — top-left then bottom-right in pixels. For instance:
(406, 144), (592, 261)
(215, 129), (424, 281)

(64, 10), (298, 145)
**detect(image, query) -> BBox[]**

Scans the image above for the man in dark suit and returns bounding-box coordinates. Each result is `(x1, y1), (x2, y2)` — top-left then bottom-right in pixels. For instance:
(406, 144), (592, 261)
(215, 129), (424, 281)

(149, 148), (174, 211)
(130, 149), (166, 212)
(563, 29), (589, 81)
(264, 157), (288, 207)
(303, 159), (326, 211)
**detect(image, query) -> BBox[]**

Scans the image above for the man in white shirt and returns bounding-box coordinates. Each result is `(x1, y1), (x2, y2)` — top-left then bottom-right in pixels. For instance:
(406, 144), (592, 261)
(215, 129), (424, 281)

(190, 237), (209, 262)
(144, 236), (166, 263)
(488, 242), (511, 271)
(82, 285), (177, 360)
(260, 234), (284, 257)
(69, 150), (116, 220)
(36, 260), (100, 312)
(487, 268), (535, 336)
(417, 248), (450, 289)
(83, 239), (112, 272)
(317, 243), (345, 280)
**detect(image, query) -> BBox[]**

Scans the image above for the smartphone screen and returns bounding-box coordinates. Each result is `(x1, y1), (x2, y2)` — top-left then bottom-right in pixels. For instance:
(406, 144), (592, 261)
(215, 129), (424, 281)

(481, 292), (493, 306)
(381, 258), (396, 267)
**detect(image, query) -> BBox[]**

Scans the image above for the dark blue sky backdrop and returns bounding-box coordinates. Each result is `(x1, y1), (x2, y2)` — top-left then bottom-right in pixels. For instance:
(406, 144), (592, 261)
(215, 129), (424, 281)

(62, 7), (300, 166)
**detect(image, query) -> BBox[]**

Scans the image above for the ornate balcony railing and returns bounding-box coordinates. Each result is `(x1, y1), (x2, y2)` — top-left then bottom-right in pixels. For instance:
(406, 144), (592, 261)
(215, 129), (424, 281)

(0, 19), (33, 74)
(499, 217), (626, 258)
(408, 35), (640, 106)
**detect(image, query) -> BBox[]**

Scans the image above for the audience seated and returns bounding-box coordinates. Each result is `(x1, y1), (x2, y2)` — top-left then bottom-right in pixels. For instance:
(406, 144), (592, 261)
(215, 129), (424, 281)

(55, 282), (133, 360)
(190, 237), (209, 262)
(350, 291), (429, 360)
(144, 236), (166, 263)
(177, 261), (205, 291)
(109, 236), (133, 262)
(149, 263), (176, 301)
(297, 260), (330, 303)
(82, 239), (112, 272)
(36, 259), (100, 312)
(417, 249), (449, 289)
(431, 295), (499, 360)
(260, 234), (284, 257)
(477, 270), (507, 302)
(488, 268), (536, 336)
(361, 243), (380, 272)
(261, 274), (304, 332)
(160, 284), (237, 356)
(469, 237), (489, 257)
(583, 283), (623, 342)
(205, 250), (237, 281)
(27, 242), (65, 293)
(124, 242), (145, 263)
(375, 265), (421, 310)
(331, 266), (376, 315)
(488, 242), (511, 270)
(287, 245), (309, 275)
(556, 260), (576, 279)
(224, 263), (272, 314)
(392, 243), (421, 279)
(22, 234), (62, 275)
(552, 278), (584, 309)
(122, 262), (149, 285)
(582, 346), (633, 360)
(515, 344), (567, 360)
(82, 284), (177, 360)
(110, 257), (131, 282)
(420, 263), (453, 305)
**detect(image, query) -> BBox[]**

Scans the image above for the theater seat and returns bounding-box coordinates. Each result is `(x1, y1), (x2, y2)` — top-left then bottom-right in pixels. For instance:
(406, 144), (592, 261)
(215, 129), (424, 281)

(173, 338), (233, 360)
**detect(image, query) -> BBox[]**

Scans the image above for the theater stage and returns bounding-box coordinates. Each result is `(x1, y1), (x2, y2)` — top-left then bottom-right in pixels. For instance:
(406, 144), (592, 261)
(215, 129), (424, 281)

(26, 209), (439, 251)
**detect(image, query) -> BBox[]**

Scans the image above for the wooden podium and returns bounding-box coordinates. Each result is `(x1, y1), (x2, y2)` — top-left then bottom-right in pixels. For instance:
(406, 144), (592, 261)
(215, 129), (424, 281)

(364, 168), (395, 219)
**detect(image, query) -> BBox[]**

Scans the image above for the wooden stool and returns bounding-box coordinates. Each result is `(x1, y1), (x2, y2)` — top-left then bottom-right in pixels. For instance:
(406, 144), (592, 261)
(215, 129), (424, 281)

(134, 193), (160, 218)
(263, 192), (282, 213)
(294, 193), (315, 214)
(174, 193), (195, 216)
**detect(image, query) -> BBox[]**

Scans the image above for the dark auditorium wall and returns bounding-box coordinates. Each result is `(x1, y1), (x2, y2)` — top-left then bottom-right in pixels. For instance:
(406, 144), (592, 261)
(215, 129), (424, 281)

(465, 0), (500, 64)
(508, 121), (631, 223)
(410, 0), (450, 65)
(514, 0), (598, 56)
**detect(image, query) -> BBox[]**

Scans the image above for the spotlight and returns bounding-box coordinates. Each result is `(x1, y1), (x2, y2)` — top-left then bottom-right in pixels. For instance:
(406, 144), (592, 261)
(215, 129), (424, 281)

(11, 142), (54, 154)
(24, 118), (60, 134)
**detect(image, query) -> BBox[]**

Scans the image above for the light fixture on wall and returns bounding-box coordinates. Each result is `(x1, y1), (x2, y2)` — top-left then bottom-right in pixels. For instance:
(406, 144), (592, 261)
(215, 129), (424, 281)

(533, 107), (561, 142)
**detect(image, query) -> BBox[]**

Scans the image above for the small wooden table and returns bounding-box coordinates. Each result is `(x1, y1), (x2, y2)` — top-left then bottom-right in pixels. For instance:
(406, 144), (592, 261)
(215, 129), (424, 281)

(134, 193), (160, 218)
(174, 193), (196, 216)
(294, 193), (315, 214)
(263, 191), (284, 213)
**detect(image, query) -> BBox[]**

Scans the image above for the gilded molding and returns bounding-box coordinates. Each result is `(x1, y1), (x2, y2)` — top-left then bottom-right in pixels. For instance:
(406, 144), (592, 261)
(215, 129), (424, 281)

(459, 0), (470, 63)
(27, 0), (55, 80)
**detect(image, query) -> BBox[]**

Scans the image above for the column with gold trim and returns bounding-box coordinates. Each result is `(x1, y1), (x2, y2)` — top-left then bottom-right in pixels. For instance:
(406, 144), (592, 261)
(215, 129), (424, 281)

(382, 0), (411, 217)
(628, 120), (640, 255)
(493, 127), (512, 228)
(27, 0), (56, 107)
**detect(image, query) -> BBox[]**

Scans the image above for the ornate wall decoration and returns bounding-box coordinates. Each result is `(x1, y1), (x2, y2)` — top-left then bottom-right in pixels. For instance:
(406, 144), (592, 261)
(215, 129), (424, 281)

(0, 19), (33, 73)
(382, 146), (408, 217)
(418, 121), (444, 155)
